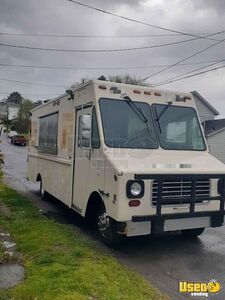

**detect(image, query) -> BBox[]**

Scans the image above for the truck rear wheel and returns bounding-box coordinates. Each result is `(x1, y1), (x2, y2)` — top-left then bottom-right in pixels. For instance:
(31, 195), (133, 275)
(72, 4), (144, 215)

(97, 203), (123, 247)
(40, 179), (47, 200)
(182, 227), (205, 237)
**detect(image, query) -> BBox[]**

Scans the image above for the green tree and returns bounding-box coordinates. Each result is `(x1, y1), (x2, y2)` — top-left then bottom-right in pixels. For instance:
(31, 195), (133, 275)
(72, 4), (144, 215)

(7, 91), (22, 104)
(1, 116), (12, 131)
(13, 99), (36, 134)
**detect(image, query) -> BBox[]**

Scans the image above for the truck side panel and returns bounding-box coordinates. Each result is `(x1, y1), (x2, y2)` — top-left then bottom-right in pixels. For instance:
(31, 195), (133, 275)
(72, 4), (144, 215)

(28, 94), (75, 207)
(28, 155), (72, 206)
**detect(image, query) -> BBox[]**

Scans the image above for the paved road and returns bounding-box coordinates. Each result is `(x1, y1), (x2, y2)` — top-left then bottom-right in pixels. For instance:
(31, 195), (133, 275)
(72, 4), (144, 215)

(1, 133), (225, 300)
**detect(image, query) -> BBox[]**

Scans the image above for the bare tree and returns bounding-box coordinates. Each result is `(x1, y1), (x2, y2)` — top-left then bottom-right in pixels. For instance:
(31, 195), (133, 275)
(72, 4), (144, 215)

(70, 74), (150, 89)
(108, 74), (149, 86)
(70, 76), (93, 89)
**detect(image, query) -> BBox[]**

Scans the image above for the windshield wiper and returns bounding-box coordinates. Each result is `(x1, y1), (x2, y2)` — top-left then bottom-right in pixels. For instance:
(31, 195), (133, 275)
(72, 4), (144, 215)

(123, 95), (152, 137)
(154, 103), (172, 133)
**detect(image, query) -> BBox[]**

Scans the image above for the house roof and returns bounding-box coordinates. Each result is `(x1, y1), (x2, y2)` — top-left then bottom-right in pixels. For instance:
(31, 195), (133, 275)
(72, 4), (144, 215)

(191, 91), (219, 116)
(204, 118), (225, 137)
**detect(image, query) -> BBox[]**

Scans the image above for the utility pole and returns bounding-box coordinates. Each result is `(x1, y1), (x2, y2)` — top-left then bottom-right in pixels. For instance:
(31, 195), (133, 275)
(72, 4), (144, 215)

(6, 100), (9, 132)
(19, 98), (23, 134)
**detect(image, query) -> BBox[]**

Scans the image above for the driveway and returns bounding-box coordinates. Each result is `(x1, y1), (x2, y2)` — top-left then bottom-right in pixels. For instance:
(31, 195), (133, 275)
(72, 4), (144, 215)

(1, 133), (225, 300)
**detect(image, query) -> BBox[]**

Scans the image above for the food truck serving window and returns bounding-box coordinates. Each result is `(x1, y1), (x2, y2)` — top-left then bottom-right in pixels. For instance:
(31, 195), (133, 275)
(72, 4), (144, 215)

(38, 112), (58, 154)
(152, 104), (206, 151)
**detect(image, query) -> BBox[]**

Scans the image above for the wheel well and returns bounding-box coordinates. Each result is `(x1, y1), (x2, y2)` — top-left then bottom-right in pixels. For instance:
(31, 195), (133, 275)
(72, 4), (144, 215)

(85, 192), (103, 223)
(36, 174), (42, 182)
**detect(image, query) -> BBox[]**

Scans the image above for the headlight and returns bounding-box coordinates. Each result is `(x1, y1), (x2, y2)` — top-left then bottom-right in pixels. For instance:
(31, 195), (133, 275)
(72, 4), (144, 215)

(126, 180), (144, 198)
(130, 182), (142, 196)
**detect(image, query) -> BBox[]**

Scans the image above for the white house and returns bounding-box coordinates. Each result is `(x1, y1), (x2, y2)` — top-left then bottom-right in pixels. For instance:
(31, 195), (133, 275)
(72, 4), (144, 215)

(0, 101), (20, 121)
(203, 119), (225, 164)
(191, 91), (225, 164)
(8, 104), (20, 120)
(191, 91), (219, 122)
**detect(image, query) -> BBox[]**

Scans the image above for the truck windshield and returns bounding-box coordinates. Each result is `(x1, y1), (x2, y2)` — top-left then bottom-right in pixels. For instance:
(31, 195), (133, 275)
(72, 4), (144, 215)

(99, 98), (158, 149)
(152, 104), (206, 151)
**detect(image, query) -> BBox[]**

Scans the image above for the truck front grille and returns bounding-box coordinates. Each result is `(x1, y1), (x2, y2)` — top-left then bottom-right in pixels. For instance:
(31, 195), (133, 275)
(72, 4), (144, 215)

(152, 179), (210, 206)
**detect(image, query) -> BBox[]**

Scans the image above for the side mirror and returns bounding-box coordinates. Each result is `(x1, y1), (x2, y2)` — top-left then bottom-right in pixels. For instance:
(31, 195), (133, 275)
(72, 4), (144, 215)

(79, 114), (91, 148)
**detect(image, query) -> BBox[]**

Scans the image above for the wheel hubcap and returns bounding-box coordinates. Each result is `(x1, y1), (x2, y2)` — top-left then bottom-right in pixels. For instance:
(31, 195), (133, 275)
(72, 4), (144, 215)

(98, 212), (109, 236)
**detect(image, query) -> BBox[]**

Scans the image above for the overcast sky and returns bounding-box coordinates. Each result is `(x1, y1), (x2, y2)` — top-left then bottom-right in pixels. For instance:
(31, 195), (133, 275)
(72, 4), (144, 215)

(0, 0), (225, 116)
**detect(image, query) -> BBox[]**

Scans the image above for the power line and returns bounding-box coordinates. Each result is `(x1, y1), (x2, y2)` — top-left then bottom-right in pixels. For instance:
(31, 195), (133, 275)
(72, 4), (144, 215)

(0, 59), (224, 71)
(152, 59), (225, 87)
(0, 78), (65, 88)
(1, 32), (225, 38)
(142, 36), (225, 81)
(67, 0), (222, 42)
(0, 37), (206, 53)
(66, 0), (225, 83)
(152, 64), (225, 87)
(0, 92), (57, 96)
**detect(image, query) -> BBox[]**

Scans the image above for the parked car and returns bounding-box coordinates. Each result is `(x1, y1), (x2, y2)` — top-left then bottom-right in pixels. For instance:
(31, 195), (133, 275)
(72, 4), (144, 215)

(8, 131), (18, 138)
(11, 135), (27, 146)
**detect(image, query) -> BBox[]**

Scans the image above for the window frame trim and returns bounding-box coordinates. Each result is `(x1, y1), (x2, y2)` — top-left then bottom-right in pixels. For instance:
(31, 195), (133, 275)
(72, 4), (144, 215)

(37, 111), (59, 155)
(91, 106), (100, 149)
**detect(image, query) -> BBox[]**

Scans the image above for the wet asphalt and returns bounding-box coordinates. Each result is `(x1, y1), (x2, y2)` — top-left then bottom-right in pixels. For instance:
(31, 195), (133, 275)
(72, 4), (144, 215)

(1, 133), (225, 300)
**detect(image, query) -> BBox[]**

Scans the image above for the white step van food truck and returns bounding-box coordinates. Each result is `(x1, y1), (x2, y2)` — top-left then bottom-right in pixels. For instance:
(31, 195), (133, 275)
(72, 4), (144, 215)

(28, 80), (225, 245)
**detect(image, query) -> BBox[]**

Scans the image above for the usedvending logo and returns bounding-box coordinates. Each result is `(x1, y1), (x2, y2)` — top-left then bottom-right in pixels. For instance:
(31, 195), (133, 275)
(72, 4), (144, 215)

(179, 279), (221, 297)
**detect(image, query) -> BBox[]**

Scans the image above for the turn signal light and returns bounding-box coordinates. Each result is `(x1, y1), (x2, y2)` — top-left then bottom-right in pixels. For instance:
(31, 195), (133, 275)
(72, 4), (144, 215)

(184, 96), (192, 101)
(98, 85), (107, 90)
(128, 200), (141, 207)
(133, 90), (141, 94)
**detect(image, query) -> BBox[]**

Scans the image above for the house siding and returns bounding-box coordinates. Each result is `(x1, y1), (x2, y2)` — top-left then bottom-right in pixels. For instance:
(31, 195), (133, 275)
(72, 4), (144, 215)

(207, 130), (225, 164)
(193, 96), (216, 122)
(8, 106), (19, 120)
(0, 103), (19, 121)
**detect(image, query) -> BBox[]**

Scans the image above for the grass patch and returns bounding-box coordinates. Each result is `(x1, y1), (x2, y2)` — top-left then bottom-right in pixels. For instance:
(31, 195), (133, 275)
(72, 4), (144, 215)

(0, 243), (17, 265)
(0, 243), (6, 264)
(0, 182), (168, 300)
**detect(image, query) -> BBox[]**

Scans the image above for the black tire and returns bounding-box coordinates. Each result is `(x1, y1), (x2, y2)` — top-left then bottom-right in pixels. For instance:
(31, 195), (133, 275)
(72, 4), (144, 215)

(97, 203), (123, 247)
(39, 179), (47, 200)
(182, 228), (205, 237)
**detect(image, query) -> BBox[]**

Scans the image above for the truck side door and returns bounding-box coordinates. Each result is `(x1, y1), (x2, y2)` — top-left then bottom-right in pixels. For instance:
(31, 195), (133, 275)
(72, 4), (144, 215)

(72, 105), (104, 215)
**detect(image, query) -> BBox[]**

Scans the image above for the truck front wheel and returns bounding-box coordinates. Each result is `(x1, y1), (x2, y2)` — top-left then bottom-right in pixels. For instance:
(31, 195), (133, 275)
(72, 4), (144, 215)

(182, 227), (205, 237)
(97, 203), (123, 247)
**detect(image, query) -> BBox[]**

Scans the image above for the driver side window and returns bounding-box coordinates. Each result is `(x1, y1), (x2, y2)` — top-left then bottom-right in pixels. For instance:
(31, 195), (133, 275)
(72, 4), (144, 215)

(78, 114), (91, 148)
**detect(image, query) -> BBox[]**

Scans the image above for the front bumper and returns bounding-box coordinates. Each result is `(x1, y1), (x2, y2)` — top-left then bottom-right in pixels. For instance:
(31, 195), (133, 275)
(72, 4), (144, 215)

(128, 173), (225, 235)
(132, 211), (224, 234)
